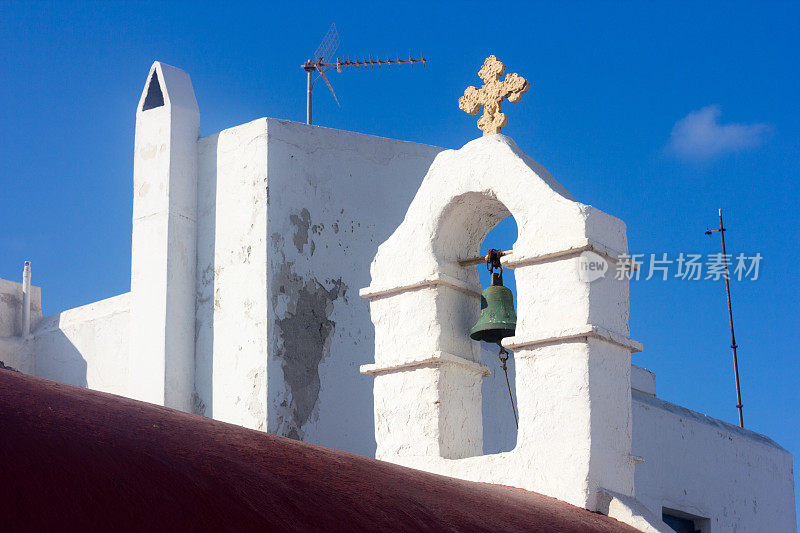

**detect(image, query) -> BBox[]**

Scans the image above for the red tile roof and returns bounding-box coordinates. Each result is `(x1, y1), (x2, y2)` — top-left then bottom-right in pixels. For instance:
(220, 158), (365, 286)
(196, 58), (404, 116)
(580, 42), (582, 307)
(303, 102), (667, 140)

(0, 370), (637, 532)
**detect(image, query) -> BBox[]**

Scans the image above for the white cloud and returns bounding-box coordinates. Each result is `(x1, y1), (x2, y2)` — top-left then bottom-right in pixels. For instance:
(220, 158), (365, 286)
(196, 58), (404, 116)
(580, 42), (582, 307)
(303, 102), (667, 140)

(666, 105), (770, 161)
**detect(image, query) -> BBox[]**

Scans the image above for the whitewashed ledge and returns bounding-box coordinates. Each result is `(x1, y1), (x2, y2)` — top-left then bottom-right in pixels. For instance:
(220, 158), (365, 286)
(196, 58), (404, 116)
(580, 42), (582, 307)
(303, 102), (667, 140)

(503, 324), (643, 353)
(501, 239), (633, 269)
(360, 350), (490, 376)
(359, 274), (482, 301)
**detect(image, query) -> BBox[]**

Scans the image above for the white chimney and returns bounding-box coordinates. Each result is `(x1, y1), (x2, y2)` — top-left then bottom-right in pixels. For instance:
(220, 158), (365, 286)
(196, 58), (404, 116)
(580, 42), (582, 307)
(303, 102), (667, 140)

(21, 261), (31, 336)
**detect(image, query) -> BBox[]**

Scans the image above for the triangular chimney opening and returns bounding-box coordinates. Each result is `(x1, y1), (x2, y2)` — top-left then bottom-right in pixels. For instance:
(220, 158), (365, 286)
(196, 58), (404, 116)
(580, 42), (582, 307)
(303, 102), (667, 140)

(142, 71), (165, 111)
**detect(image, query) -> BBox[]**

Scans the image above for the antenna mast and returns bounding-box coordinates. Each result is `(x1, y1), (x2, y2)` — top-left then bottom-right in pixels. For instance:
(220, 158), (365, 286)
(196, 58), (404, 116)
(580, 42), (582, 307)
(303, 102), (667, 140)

(302, 24), (426, 125)
(705, 208), (744, 428)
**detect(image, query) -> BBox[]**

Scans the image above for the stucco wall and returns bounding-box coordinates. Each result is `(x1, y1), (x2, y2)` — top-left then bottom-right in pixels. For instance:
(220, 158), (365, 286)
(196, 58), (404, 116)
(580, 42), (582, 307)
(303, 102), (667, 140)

(632, 390), (796, 531)
(0, 278), (42, 338)
(194, 117), (447, 447)
(33, 293), (131, 395)
(263, 119), (443, 455)
(0, 278), (42, 373)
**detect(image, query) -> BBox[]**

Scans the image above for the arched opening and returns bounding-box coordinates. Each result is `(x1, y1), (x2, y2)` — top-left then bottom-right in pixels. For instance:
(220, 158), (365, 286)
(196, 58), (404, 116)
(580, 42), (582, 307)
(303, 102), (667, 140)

(433, 191), (521, 456)
(476, 216), (518, 454)
(433, 191), (511, 284)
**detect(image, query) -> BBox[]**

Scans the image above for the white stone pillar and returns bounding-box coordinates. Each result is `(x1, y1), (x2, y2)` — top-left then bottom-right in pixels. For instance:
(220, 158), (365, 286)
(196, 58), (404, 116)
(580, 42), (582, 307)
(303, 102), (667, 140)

(129, 62), (199, 411)
(502, 243), (640, 510)
(361, 278), (489, 460)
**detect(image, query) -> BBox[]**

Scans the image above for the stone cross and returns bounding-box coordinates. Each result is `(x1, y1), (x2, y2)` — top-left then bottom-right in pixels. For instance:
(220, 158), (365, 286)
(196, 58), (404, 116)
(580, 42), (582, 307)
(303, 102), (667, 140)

(459, 56), (531, 136)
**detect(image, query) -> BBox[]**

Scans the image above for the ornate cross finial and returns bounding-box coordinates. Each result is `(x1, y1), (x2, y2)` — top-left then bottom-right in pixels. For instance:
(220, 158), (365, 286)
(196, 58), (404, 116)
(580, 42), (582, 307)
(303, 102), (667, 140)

(459, 56), (531, 136)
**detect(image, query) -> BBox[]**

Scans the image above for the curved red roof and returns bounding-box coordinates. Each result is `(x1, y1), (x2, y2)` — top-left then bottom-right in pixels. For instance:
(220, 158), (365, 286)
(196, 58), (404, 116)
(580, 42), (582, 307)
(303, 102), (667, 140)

(0, 370), (636, 532)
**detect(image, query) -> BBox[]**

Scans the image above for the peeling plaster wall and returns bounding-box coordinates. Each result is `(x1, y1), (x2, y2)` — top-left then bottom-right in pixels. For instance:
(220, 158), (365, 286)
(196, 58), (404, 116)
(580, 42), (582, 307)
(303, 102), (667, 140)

(32, 293), (131, 395)
(271, 261), (346, 440)
(264, 120), (443, 455)
(632, 391), (797, 531)
(194, 118), (443, 450)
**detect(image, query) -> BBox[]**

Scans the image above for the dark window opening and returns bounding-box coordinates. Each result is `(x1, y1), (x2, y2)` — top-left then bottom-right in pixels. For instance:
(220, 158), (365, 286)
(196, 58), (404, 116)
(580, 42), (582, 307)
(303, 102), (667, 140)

(142, 71), (164, 111)
(663, 508), (707, 533)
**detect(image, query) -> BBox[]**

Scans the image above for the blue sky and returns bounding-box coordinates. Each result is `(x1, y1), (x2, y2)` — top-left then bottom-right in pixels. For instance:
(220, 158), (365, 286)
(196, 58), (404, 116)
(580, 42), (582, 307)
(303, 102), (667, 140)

(2, 0), (798, 518)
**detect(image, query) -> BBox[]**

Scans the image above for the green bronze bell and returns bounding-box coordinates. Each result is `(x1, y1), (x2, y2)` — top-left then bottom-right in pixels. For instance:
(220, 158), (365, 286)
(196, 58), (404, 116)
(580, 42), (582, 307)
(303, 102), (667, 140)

(470, 271), (517, 344)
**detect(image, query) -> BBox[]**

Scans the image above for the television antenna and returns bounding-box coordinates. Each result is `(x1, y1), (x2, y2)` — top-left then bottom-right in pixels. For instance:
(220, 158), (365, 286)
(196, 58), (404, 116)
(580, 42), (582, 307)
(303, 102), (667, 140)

(301, 23), (426, 125)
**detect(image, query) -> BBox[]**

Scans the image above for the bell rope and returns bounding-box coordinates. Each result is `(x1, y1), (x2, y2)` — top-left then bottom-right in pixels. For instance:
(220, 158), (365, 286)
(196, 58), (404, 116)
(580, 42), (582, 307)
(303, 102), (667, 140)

(497, 342), (518, 429)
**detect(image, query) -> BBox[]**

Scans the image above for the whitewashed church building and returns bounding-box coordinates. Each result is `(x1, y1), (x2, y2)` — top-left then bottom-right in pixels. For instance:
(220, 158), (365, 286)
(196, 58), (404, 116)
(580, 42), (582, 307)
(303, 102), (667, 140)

(0, 59), (795, 532)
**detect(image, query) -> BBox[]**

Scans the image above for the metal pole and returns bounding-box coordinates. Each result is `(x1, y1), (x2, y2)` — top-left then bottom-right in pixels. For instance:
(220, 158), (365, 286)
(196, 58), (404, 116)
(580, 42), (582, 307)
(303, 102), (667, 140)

(305, 63), (313, 125)
(706, 209), (744, 428)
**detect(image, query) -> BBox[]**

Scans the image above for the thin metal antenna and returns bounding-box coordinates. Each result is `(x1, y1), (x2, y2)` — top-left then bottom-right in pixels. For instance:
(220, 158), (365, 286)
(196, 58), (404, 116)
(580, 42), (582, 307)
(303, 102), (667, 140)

(313, 23), (340, 65)
(705, 208), (744, 428)
(302, 23), (427, 125)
